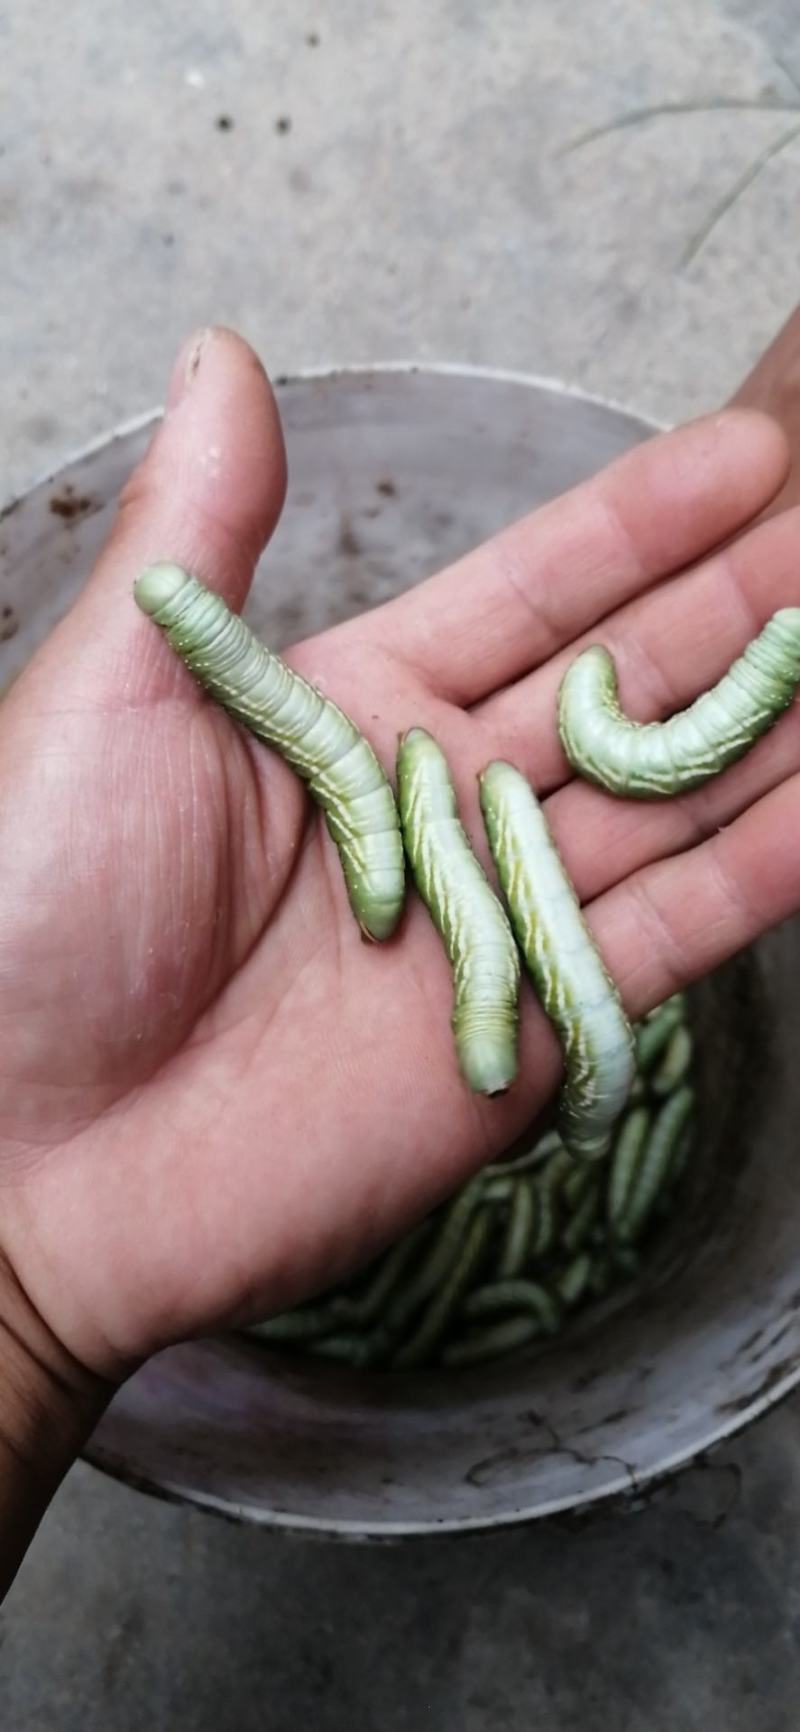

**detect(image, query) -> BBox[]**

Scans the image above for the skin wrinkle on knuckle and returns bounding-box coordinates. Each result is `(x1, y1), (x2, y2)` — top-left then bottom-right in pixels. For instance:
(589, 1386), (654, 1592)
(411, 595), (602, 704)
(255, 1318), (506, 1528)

(721, 546), (768, 647)
(705, 837), (763, 936)
(494, 541), (562, 658)
(587, 485), (648, 592)
(669, 785), (721, 857)
(623, 872), (687, 998)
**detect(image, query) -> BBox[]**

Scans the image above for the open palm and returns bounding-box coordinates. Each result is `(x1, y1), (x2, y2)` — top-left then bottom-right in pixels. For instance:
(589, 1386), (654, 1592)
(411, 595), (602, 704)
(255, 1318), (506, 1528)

(1, 328), (798, 1381)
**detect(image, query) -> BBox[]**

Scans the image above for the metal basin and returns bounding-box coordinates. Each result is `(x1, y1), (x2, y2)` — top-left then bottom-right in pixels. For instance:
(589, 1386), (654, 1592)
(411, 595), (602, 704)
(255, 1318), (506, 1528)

(2, 364), (798, 1538)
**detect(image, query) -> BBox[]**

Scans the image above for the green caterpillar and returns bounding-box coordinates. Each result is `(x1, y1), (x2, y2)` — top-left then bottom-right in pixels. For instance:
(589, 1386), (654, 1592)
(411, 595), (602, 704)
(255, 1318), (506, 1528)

(134, 564), (405, 941)
(396, 728), (520, 1095)
(557, 609), (800, 798)
(479, 760), (635, 1161)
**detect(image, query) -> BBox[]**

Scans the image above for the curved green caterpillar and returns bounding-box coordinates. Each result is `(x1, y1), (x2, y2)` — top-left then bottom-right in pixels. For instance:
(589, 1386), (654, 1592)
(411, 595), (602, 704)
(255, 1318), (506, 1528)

(479, 760), (635, 1160)
(396, 728), (520, 1095)
(557, 609), (800, 798)
(134, 564), (405, 941)
(614, 1085), (695, 1244)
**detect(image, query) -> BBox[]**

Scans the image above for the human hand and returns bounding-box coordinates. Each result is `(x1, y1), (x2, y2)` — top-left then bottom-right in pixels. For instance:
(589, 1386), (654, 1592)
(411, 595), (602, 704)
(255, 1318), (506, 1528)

(0, 329), (797, 1391)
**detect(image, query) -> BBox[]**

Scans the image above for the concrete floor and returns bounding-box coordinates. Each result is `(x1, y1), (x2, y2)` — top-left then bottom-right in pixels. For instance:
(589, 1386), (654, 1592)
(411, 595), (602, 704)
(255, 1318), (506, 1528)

(6, 1409), (800, 1732)
(2, 2), (800, 1726)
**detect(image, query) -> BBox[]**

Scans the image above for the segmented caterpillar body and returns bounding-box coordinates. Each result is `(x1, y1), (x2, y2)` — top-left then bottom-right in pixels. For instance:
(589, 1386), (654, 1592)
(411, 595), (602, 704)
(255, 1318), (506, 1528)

(558, 609), (800, 798)
(134, 564), (405, 941)
(396, 728), (520, 1096)
(479, 760), (635, 1160)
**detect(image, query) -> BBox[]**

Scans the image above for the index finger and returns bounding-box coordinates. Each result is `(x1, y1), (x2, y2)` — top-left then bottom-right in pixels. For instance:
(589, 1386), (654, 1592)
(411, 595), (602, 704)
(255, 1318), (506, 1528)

(360, 409), (788, 707)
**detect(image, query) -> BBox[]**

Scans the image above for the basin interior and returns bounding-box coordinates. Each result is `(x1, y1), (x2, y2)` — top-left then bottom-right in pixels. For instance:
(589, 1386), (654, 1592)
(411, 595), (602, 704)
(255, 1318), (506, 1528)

(1, 366), (798, 1536)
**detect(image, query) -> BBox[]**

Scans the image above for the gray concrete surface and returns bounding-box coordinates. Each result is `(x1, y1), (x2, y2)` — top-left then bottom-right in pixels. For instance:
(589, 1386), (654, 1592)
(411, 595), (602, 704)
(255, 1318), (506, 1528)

(5, 1408), (800, 1732)
(3, 0), (800, 501)
(2, 1), (800, 1726)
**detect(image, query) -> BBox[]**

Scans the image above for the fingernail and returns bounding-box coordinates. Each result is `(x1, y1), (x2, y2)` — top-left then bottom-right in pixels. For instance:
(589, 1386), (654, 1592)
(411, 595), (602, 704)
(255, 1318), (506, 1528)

(165, 327), (212, 412)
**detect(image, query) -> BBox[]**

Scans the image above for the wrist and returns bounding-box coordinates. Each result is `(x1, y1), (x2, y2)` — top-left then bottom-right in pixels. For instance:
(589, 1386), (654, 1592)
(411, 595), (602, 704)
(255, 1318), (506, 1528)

(0, 1251), (110, 1596)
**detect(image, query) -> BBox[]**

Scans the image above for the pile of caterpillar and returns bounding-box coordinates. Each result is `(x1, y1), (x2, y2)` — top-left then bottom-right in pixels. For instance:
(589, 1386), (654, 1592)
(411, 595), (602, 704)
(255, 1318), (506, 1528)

(248, 993), (694, 1369)
(134, 566), (800, 1369)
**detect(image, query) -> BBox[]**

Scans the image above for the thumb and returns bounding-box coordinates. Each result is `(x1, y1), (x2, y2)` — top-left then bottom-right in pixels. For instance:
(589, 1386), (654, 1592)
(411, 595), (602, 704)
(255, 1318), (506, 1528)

(22, 326), (288, 707)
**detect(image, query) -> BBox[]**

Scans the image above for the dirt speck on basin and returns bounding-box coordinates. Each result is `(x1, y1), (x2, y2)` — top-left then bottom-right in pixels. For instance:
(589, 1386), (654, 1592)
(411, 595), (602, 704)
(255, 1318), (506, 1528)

(0, 604), (18, 643)
(49, 486), (97, 522)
